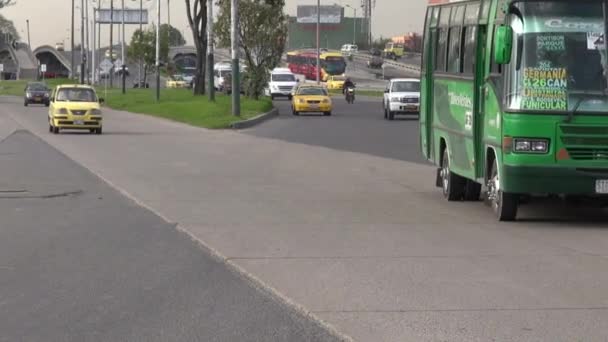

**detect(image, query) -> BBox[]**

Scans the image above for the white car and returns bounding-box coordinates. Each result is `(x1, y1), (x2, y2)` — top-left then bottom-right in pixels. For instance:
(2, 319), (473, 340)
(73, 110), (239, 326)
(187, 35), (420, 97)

(341, 44), (358, 55)
(267, 68), (299, 100)
(383, 78), (420, 120)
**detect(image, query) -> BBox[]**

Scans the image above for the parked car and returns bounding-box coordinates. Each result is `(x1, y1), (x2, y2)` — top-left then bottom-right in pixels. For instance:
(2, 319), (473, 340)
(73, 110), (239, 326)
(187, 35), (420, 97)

(291, 84), (332, 116)
(48, 84), (104, 134)
(367, 56), (384, 69)
(24, 82), (50, 107)
(382, 78), (420, 120)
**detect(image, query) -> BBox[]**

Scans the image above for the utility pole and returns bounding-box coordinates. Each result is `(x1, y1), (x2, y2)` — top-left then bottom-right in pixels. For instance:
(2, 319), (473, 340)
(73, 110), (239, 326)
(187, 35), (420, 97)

(81, 0), (85, 84)
(231, 0), (240, 116)
(316, 0), (320, 84)
(71, 0), (75, 79)
(139, 0), (143, 86)
(207, 0), (214, 101)
(25, 19), (31, 48)
(92, 12), (96, 84)
(167, 0), (170, 46)
(110, 0), (114, 87)
(121, 0), (126, 94)
(155, 0), (161, 101)
(86, 0), (90, 84)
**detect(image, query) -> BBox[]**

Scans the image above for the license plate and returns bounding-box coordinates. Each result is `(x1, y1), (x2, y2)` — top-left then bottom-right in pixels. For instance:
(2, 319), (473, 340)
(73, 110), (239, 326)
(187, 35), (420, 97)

(309, 105), (319, 109)
(595, 180), (608, 194)
(35, 97), (41, 101)
(74, 120), (84, 125)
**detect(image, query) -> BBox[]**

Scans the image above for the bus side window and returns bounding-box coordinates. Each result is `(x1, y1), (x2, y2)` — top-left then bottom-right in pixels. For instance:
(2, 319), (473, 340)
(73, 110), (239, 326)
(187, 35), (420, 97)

(447, 26), (462, 73)
(462, 26), (478, 74)
(435, 28), (448, 72)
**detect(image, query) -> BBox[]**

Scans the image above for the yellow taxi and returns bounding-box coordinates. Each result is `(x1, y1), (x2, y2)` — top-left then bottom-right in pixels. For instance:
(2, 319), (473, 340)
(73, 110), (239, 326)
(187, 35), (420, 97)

(48, 84), (103, 134)
(326, 75), (346, 90)
(291, 84), (332, 116)
(166, 75), (187, 88)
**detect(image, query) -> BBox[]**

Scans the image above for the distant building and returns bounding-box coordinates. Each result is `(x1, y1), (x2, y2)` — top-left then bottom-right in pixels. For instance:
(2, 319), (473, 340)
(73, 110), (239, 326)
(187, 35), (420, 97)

(287, 5), (370, 51)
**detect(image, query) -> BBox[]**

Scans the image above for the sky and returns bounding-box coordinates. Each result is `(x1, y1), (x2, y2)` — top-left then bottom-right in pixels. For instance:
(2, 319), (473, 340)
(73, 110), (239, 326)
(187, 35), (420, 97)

(1, 0), (427, 50)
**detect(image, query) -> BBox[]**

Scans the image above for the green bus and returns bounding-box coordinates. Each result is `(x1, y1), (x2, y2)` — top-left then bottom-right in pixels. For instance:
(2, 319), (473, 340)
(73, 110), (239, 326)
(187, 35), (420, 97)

(420, 0), (608, 221)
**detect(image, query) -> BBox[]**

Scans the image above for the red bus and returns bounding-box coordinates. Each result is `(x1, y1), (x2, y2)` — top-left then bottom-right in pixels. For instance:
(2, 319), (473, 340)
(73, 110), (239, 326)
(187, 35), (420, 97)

(286, 50), (322, 80)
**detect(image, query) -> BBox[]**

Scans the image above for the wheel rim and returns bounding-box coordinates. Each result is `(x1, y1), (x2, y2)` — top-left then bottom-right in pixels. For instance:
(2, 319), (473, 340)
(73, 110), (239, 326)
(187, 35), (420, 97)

(487, 162), (500, 211)
(441, 153), (450, 195)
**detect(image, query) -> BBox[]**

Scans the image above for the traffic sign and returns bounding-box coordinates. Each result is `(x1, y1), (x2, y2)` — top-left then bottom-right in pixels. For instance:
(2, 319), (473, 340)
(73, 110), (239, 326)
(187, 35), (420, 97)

(40, 64), (47, 73)
(99, 58), (113, 72)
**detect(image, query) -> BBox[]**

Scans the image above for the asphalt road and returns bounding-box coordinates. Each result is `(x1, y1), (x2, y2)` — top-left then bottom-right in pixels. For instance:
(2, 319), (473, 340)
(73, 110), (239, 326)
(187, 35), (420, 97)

(247, 95), (429, 165)
(0, 130), (343, 342)
(3, 95), (608, 341)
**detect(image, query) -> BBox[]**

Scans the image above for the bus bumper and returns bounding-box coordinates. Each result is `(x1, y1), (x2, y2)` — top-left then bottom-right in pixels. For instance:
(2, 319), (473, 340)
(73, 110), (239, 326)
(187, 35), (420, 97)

(502, 165), (608, 195)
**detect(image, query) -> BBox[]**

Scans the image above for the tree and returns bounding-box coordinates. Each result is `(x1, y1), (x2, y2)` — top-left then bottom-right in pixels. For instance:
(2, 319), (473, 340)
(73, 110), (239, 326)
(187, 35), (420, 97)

(0, 14), (19, 41)
(128, 28), (157, 86)
(215, 0), (287, 99)
(185, 0), (207, 95)
(160, 24), (186, 47)
(0, 0), (15, 9)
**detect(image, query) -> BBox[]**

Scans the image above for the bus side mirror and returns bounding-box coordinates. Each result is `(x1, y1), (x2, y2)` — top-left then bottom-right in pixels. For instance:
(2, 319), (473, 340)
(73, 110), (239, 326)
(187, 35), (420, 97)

(494, 26), (513, 65)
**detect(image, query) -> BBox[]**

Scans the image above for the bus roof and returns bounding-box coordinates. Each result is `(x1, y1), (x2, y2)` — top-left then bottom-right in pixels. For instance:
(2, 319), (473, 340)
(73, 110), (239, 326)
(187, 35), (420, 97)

(320, 51), (343, 58)
(428, 0), (468, 4)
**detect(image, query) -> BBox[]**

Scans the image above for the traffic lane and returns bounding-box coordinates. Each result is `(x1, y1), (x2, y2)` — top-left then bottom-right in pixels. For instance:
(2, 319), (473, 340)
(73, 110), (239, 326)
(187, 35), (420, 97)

(246, 95), (429, 165)
(0, 130), (343, 342)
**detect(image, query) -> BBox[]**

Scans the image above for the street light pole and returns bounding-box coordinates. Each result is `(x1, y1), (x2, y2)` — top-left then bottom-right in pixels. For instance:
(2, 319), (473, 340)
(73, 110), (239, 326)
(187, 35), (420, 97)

(139, 0), (143, 86)
(207, 0), (214, 101)
(92, 10), (96, 84)
(25, 19), (31, 48)
(316, 0), (320, 84)
(86, 0), (90, 84)
(110, 0), (114, 87)
(155, 0), (160, 101)
(121, 0), (126, 94)
(81, 0), (85, 84)
(231, 0), (240, 116)
(71, 0), (75, 79)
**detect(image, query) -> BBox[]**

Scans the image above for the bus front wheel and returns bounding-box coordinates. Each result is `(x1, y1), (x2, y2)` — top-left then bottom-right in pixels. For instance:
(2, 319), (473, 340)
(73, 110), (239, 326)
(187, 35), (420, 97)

(440, 148), (465, 201)
(486, 159), (518, 221)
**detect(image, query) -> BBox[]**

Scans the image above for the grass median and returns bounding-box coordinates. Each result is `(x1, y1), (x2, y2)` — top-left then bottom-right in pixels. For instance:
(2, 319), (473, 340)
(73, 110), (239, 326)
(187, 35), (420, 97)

(1, 79), (273, 129)
(328, 89), (384, 97)
(101, 88), (272, 129)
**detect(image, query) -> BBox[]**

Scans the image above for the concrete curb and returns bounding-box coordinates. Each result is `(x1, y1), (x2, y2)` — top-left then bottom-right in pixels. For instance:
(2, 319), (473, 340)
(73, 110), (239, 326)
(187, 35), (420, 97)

(230, 107), (279, 130)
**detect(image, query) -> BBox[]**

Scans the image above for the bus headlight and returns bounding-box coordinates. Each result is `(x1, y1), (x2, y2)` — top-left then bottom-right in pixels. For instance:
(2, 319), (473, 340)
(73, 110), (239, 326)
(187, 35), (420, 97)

(513, 138), (549, 153)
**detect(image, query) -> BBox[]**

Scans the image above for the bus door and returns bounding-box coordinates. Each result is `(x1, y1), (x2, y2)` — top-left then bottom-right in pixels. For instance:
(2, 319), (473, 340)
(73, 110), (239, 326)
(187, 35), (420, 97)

(420, 8), (437, 161)
(473, 25), (488, 179)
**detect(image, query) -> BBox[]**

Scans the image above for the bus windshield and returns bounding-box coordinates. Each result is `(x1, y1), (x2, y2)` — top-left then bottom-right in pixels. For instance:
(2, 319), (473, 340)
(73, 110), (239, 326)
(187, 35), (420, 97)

(322, 56), (346, 75)
(506, 1), (608, 113)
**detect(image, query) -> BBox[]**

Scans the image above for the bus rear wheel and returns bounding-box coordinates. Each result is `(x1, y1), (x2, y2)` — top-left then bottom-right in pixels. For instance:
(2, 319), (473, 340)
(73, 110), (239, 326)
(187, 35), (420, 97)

(486, 159), (518, 221)
(440, 148), (465, 201)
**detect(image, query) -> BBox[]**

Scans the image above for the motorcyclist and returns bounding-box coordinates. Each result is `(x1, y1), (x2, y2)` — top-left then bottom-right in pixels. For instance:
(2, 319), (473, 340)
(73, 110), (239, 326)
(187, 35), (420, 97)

(342, 77), (356, 94)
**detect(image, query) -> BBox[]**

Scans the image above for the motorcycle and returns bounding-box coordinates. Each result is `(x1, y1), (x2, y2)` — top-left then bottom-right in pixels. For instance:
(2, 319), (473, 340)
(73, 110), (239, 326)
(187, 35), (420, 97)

(345, 87), (356, 104)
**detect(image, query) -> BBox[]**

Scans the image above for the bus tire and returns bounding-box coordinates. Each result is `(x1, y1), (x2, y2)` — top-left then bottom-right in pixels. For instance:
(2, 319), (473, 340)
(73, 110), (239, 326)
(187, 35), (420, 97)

(464, 180), (482, 201)
(487, 159), (518, 221)
(441, 148), (465, 201)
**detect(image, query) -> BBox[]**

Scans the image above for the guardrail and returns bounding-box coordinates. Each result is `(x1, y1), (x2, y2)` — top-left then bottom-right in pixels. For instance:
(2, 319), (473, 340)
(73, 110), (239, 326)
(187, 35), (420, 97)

(352, 53), (421, 73)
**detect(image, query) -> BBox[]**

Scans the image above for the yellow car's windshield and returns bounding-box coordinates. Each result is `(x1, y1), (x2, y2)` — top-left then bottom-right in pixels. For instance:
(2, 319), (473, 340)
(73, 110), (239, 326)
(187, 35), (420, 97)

(55, 88), (97, 102)
(298, 88), (327, 96)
